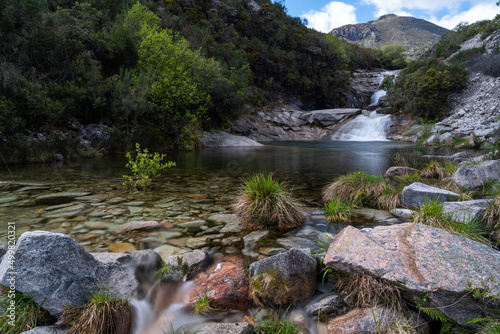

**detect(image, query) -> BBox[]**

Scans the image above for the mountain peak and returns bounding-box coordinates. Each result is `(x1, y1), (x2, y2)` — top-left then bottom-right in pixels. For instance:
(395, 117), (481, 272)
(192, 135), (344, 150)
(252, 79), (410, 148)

(330, 14), (448, 58)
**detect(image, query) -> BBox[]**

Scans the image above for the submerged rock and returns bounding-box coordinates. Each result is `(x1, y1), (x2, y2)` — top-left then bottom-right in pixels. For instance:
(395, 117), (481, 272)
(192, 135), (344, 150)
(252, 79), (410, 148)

(35, 192), (91, 205)
(324, 224), (500, 325)
(201, 130), (263, 147)
(198, 323), (254, 334)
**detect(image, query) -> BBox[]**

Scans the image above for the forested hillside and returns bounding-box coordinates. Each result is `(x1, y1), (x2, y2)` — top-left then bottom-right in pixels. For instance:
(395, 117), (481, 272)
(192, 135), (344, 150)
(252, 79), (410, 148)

(0, 0), (403, 160)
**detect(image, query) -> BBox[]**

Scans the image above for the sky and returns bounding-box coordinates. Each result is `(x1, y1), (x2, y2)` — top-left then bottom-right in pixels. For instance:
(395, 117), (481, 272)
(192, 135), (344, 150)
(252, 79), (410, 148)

(282, 0), (499, 32)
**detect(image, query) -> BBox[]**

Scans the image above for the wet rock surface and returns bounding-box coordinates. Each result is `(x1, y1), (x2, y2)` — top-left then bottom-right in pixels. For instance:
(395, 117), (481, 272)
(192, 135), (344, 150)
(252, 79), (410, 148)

(324, 224), (500, 325)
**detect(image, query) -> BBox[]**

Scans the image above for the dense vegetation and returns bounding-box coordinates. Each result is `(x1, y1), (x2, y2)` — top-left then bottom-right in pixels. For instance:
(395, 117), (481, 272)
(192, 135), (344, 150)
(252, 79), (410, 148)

(383, 14), (500, 121)
(0, 0), (393, 160)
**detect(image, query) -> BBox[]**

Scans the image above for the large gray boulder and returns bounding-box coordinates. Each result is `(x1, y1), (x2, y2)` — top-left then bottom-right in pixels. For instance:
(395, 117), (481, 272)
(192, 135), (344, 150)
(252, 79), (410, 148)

(442, 199), (491, 224)
(21, 326), (69, 334)
(249, 248), (317, 307)
(201, 131), (263, 147)
(401, 182), (460, 208)
(0, 231), (143, 317)
(453, 160), (500, 190)
(324, 224), (500, 325)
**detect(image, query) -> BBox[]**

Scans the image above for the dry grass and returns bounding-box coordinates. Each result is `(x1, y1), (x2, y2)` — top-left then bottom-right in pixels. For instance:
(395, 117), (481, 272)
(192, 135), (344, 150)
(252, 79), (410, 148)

(60, 288), (132, 334)
(485, 194), (500, 240)
(419, 160), (445, 179)
(322, 171), (400, 211)
(233, 173), (305, 231)
(335, 273), (402, 309)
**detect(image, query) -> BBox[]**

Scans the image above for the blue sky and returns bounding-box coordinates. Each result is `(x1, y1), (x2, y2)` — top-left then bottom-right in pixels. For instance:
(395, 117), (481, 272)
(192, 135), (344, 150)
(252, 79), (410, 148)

(282, 0), (499, 32)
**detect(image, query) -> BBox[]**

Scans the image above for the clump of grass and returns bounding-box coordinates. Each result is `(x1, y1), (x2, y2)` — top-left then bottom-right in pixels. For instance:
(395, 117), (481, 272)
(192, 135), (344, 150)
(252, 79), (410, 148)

(335, 273), (402, 309)
(193, 294), (212, 314)
(484, 194), (500, 240)
(412, 200), (492, 247)
(419, 160), (445, 179)
(233, 173), (305, 231)
(324, 199), (353, 223)
(154, 263), (174, 280)
(0, 288), (51, 334)
(322, 171), (399, 210)
(395, 172), (422, 188)
(60, 288), (132, 334)
(254, 310), (302, 334)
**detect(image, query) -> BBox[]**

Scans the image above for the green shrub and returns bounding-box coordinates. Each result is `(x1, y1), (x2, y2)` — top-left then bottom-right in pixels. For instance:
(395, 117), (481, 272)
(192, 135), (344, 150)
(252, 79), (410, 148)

(193, 294), (212, 314)
(233, 173), (305, 231)
(123, 143), (175, 188)
(322, 171), (399, 210)
(60, 287), (132, 334)
(324, 199), (353, 223)
(0, 288), (51, 334)
(254, 310), (302, 334)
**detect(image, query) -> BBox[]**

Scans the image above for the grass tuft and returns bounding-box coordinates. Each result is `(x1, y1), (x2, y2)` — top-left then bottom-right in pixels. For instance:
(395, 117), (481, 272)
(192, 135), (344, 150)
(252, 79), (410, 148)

(254, 310), (302, 334)
(322, 171), (400, 210)
(419, 160), (445, 179)
(233, 173), (305, 231)
(324, 199), (353, 223)
(484, 193), (500, 240)
(0, 288), (51, 334)
(193, 294), (212, 314)
(412, 200), (492, 247)
(60, 287), (132, 334)
(250, 267), (290, 309)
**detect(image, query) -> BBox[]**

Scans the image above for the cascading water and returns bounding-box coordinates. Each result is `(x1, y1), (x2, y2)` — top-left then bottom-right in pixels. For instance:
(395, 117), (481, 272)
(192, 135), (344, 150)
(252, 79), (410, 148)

(331, 111), (391, 141)
(332, 71), (396, 141)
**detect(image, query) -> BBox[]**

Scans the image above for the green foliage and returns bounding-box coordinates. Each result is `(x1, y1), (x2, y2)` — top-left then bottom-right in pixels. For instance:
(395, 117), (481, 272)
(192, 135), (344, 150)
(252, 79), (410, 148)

(154, 263), (174, 280)
(254, 310), (302, 334)
(123, 143), (175, 189)
(381, 43), (407, 69)
(0, 288), (50, 334)
(193, 294), (212, 314)
(324, 198), (353, 223)
(233, 173), (306, 231)
(412, 200), (492, 247)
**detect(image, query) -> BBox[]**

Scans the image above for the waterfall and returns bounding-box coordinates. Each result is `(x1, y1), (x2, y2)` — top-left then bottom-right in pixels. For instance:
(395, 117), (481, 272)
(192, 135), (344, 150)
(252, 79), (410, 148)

(331, 111), (391, 141)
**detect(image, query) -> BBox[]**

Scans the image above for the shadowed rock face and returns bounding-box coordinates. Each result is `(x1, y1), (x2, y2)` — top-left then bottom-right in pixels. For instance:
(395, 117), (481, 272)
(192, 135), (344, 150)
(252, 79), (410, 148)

(401, 182), (460, 208)
(324, 224), (500, 325)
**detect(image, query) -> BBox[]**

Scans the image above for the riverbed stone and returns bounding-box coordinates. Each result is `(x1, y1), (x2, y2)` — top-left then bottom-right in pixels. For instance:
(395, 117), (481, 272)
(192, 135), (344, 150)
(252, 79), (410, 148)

(154, 244), (182, 263)
(178, 220), (206, 228)
(21, 326), (69, 334)
(401, 182), (460, 208)
(242, 230), (269, 257)
(452, 159), (500, 190)
(384, 166), (419, 179)
(116, 220), (160, 233)
(249, 248), (317, 308)
(276, 236), (319, 251)
(198, 322), (254, 334)
(390, 208), (414, 220)
(35, 192), (91, 205)
(305, 293), (350, 319)
(0, 231), (140, 317)
(43, 204), (92, 219)
(324, 224), (500, 325)
(186, 236), (210, 249)
(325, 306), (428, 334)
(168, 249), (209, 274)
(108, 243), (137, 252)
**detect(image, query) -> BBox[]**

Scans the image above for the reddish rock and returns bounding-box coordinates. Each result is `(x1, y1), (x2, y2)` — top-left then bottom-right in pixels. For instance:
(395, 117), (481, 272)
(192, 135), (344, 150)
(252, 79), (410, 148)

(187, 194), (209, 199)
(189, 256), (253, 311)
(88, 226), (108, 231)
(79, 234), (98, 242)
(160, 220), (175, 228)
(108, 243), (137, 252)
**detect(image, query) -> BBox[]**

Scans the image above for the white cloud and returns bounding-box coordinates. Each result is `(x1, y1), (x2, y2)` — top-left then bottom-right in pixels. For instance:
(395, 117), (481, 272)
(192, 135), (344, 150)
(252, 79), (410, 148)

(430, 3), (499, 29)
(302, 2), (358, 32)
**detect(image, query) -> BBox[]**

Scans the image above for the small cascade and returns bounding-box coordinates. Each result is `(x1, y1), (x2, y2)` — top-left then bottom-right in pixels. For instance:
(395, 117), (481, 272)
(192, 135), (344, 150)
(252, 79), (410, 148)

(331, 111), (391, 141)
(371, 90), (387, 104)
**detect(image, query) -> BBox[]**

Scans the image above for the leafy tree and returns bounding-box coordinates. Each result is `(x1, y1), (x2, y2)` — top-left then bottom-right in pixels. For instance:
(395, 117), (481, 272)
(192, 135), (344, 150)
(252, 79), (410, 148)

(382, 43), (407, 69)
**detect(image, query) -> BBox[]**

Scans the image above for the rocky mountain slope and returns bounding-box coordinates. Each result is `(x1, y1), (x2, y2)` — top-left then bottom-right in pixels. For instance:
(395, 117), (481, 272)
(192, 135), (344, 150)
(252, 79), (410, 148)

(330, 14), (448, 58)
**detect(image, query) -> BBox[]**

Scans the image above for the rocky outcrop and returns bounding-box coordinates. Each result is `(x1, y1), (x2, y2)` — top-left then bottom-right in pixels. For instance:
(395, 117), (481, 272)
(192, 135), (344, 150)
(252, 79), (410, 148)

(305, 293), (350, 319)
(324, 224), (500, 325)
(0, 231), (145, 316)
(324, 306), (428, 334)
(249, 248), (317, 307)
(230, 108), (361, 141)
(401, 182), (460, 207)
(452, 159), (500, 190)
(201, 130), (263, 147)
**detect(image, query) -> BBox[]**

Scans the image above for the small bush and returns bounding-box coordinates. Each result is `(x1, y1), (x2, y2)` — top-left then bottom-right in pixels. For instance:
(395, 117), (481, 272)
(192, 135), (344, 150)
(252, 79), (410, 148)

(324, 199), (353, 223)
(233, 173), (305, 231)
(0, 289), (51, 334)
(469, 53), (500, 77)
(60, 288), (132, 334)
(322, 171), (399, 210)
(123, 143), (175, 188)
